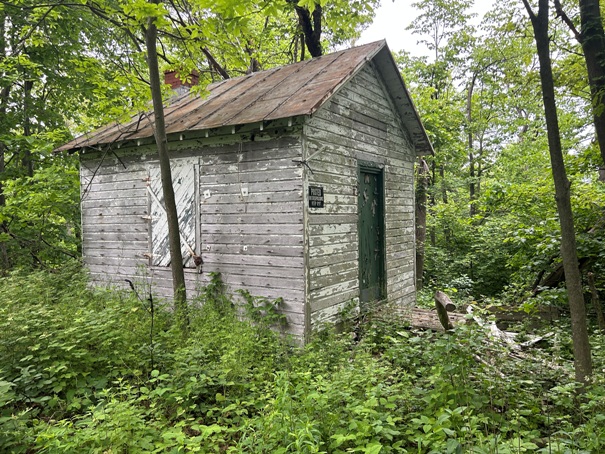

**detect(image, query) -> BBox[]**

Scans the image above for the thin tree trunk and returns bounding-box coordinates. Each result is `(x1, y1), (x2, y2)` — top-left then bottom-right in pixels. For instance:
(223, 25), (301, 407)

(430, 160), (436, 247)
(467, 73), (478, 216)
(23, 78), (33, 177)
(0, 11), (11, 270)
(522, 0), (592, 383)
(0, 138), (9, 270)
(439, 164), (450, 243)
(145, 1), (188, 331)
(588, 272), (605, 332)
(415, 158), (429, 290)
(554, 0), (605, 181)
(578, 0), (605, 181)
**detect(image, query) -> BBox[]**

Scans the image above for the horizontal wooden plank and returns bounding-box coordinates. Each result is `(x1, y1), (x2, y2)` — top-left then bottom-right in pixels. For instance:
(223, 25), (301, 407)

(310, 261), (357, 280)
(387, 263), (414, 277)
(199, 168), (303, 184)
(201, 213), (303, 225)
(81, 170), (148, 185)
(307, 172), (354, 187)
(310, 288), (359, 314)
(387, 277), (415, 295)
(387, 241), (415, 254)
(311, 268), (357, 291)
(200, 146), (301, 166)
(83, 232), (148, 242)
(304, 125), (392, 161)
(205, 191), (303, 204)
(313, 193), (356, 206)
(201, 181), (303, 196)
(85, 206), (149, 217)
(203, 233), (303, 246)
(201, 201), (300, 215)
(202, 223), (303, 235)
(337, 81), (395, 120)
(203, 243), (303, 257)
(203, 252), (303, 268)
(82, 224), (148, 235)
(81, 188), (147, 202)
(309, 241), (356, 258)
(308, 214), (356, 225)
(315, 107), (388, 144)
(308, 250), (356, 268)
(354, 66), (392, 101)
(200, 262), (303, 279)
(81, 214), (149, 225)
(390, 249), (414, 261)
(308, 204), (356, 215)
(309, 223), (355, 236)
(309, 232), (357, 247)
(84, 179), (147, 192)
(80, 160), (148, 176)
(84, 240), (148, 251)
(84, 256), (149, 267)
(201, 157), (299, 175)
(81, 197), (149, 209)
(310, 278), (357, 299)
(326, 101), (388, 138)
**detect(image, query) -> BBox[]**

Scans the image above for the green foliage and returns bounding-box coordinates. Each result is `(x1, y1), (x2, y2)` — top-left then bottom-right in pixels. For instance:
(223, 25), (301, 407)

(1, 267), (605, 453)
(402, 0), (605, 304)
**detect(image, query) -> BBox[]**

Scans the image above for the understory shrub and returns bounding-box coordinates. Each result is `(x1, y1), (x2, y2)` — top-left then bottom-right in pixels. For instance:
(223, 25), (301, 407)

(1, 265), (604, 453)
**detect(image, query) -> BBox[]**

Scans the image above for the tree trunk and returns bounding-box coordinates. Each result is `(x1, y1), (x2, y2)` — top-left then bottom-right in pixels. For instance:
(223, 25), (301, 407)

(467, 72), (478, 216)
(22, 78), (33, 177)
(0, 136), (9, 271)
(430, 160), (436, 247)
(588, 272), (605, 331)
(145, 1), (188, 331)
(522, 0), (592, 383)
(0, 11), (11, 270)
(287, 0), (322, 57)
(415, 158), (429, 290)
(554, 0), (605, 181)
(579, 0), (605, 180)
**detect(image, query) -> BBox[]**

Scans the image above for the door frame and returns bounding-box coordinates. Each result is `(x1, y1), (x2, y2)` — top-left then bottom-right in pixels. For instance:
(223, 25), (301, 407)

(357, 160), (386, 305)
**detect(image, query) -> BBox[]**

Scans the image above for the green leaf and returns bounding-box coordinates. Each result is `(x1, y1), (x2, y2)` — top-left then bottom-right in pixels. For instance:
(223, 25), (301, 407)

(364, 442), (382, 454)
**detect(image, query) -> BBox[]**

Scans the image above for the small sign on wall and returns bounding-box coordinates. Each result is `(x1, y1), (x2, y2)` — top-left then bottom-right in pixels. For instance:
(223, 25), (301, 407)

(308, 185), (324, 208)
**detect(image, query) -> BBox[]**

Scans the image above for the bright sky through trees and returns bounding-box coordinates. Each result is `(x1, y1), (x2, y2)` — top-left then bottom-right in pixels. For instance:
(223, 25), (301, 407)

(358, 0), (495, 56)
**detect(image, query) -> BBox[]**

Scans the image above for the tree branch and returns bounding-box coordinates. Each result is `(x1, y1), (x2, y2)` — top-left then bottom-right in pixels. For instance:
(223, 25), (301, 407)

(553, 0), (582, 43)
(287, 0), (322, 57)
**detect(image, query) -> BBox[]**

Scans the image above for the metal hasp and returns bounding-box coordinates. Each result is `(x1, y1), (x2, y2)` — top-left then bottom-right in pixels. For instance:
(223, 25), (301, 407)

(358, 163), (385, 304)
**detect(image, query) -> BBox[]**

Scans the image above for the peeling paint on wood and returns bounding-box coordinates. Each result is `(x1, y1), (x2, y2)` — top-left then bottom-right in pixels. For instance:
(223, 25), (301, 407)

(76, 43), (425, 342)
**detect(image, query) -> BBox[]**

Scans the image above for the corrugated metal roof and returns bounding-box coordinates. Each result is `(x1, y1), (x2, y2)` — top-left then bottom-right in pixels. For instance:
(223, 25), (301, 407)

(58, 40), (433, 155)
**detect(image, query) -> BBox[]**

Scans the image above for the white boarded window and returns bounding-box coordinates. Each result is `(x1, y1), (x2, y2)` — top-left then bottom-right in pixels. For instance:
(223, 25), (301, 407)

(148, 158), (199, 267)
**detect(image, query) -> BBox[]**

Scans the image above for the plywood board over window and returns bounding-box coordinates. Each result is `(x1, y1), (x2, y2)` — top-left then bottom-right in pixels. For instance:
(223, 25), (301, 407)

(148, 157), (200, 268)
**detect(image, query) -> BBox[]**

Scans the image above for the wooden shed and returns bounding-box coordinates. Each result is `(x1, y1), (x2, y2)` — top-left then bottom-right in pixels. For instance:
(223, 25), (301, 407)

(59, 40), (432, 339)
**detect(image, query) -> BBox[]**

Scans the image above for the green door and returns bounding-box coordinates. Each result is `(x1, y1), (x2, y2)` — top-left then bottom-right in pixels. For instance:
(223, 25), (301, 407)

(358, 167), (385, 303)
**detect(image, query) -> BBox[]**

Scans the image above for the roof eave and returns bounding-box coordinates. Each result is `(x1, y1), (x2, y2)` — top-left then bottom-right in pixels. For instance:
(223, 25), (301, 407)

(372, 45), (434, 156)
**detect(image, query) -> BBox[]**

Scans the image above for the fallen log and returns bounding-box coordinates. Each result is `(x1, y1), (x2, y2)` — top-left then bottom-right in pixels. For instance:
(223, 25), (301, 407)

(410, 308), (466, 331)
(435, 291), (456, 330)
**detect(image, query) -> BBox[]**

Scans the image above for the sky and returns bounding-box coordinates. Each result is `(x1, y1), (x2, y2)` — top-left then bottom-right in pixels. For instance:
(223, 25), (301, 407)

(357, 0), (495, 57)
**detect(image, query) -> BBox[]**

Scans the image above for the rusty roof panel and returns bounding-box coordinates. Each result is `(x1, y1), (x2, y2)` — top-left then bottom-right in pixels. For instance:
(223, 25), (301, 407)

(265, 79), (343, 120)
(217, 97), (291, 126)
(58, 40), (433, 155)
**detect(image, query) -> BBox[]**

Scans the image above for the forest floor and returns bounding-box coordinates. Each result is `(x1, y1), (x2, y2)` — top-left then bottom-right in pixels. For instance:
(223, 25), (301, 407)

(1, 265), (604, 453)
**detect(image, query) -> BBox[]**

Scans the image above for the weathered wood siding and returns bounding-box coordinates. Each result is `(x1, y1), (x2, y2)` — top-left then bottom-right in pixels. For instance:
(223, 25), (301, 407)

(80, 122), (306, 338)
(196, 134), (306, 337)
(80, 151), (153, 285)
(303, 63), (416, 326)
